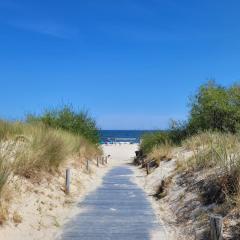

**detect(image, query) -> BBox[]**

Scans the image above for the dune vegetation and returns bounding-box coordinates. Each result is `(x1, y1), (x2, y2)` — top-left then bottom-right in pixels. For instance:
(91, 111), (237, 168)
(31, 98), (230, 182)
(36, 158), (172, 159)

(140, 80), (240, 157)
(180, 132), (240, 206)
(139, 81), (240, 220)
(0, 106), (102, 224)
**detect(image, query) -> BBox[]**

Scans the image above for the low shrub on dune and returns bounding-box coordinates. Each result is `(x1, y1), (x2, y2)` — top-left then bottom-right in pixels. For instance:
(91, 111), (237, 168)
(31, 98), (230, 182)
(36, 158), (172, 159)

(26, 105), (100, 144)
(140, 132), (170, 154)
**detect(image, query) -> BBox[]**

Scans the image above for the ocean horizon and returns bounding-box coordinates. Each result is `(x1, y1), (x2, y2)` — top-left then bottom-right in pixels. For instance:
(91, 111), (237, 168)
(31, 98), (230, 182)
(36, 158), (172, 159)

(99, 129), (160, 143)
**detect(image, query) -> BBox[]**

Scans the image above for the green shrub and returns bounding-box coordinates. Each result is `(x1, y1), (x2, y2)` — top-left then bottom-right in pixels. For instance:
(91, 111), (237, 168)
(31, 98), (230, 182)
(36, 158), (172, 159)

(168, 119), (188, 144)
(26, 105), (100, 144)
(140, 131), (170, 154)
(187, 81), (240, 134)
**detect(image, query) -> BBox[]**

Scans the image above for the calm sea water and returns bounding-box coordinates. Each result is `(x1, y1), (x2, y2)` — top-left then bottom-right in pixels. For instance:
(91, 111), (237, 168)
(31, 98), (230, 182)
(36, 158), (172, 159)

(99, 130), (157, 143)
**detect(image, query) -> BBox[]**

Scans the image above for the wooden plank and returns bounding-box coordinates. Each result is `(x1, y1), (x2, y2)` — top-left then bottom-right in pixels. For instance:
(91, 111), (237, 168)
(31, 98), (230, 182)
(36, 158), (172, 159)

(146, 163), (150, 175)
(97, 157), (99, 167)
(86, 159), (89, 171)
(66, 168), (70, 194)
(60, 166), (166, 239)
(210, 214), (223, 240)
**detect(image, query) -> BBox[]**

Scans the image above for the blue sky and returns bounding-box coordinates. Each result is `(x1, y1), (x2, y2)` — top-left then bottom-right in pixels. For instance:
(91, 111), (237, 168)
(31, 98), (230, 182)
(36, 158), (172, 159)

(0, 0), (240, 129)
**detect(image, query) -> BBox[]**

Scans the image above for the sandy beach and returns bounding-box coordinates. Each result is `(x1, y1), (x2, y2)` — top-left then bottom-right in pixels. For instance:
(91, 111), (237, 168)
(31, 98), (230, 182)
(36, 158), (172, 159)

(0, 143), (187, 240)
(0, 144), (138, 240)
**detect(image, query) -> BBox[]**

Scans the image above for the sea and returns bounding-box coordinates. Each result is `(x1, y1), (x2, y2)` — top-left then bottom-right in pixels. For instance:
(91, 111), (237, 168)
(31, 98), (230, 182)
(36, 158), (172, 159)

(99, 130), (157, 144)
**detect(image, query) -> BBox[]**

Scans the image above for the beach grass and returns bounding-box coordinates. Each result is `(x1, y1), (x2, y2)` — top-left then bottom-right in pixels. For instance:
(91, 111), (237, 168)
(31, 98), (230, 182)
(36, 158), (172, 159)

(148, 143), (173, 165)
(181, 131), (240, 207)
(0, 120), (101, 206)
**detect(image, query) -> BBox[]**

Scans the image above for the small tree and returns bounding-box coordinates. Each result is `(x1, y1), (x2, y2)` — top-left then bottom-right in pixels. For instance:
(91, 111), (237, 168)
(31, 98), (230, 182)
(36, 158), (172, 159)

(168, 119), (188, 144)
(188, 81), (240, 134)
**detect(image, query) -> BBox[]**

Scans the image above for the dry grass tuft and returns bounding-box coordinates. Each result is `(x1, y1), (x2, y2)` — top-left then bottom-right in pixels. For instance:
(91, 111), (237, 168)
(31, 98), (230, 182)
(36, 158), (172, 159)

(0, 201), (9, 225)
(0, 151), (11, 194)
(153, 175), (173, 199)
(182, 131), (240, 208)
(0, 120), (23, 142)
(12, 211), (22, 224)
(13, 126), (69, 177)
(0, 122), (101, 178)
(148, 143), (173, 166)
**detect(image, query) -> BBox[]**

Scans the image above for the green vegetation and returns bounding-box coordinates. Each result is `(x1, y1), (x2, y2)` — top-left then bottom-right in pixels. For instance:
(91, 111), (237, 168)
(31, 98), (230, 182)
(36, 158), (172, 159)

(140, 131), (170, 154)
(180, 132), (240, 207)
(140, 80), (240, 155)
(0, 110), (102, 221)
(27, 105), (100, 144)
(188, 81), (240, 134)
(138, 80), (240, 234)
(0, 105), (102, 224)
(148, 144), (173, 166)
(0, 120), (101, 181)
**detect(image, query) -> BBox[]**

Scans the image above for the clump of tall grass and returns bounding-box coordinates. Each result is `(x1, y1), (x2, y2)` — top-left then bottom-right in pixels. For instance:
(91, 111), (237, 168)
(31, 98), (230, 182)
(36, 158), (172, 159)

(13, 126), (67, 177)
(0, 145), (12, 225)
(0, 120), (100, 179)
(182, 131), (240, 207)
(0, 154), (10, 195)
(148, 143), (173, 166)
(0, 120), (24, 141)
(182, 132), (240, 170)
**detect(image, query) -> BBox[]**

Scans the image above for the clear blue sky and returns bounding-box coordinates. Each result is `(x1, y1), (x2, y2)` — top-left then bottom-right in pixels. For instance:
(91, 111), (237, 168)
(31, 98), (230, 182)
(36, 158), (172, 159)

(0, 0), (240, 129)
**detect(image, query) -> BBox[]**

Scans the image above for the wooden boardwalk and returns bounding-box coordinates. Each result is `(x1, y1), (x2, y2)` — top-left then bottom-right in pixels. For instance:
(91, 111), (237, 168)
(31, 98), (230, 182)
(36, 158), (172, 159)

(59, 166), (164, 240)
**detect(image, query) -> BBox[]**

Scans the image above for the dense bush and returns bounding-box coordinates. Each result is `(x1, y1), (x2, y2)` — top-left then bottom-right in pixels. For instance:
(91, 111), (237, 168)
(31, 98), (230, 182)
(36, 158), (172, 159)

(168, 119), (189, 144)
(140, 81), (240, 150)
(27, 105), (100, 144)
(188, 81), (240, 134)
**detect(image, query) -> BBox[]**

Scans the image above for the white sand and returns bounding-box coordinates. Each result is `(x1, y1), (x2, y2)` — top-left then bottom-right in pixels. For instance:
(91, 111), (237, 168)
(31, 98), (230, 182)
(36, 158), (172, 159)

(102, 143), (138, 165)
(0, 143), (138, 240)
(132, 152), (179, 239)
(0, 143), (181, 240)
